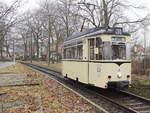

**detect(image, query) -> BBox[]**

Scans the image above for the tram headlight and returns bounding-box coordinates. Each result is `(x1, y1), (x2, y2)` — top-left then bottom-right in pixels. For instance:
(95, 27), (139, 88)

(117, 72), (122, 78)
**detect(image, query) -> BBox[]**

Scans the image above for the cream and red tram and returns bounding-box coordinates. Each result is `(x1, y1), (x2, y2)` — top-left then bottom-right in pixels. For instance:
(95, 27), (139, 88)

(62, 27), (131, 89)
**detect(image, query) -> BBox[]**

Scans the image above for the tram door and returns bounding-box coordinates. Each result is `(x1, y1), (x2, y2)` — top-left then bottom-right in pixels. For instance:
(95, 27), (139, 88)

(88, 38), (102, 86)
(88, 38), (95, 85)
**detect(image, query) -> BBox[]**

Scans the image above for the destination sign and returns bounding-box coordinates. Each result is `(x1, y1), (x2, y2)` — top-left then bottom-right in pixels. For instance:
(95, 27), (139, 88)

(112, 37), (126, 42)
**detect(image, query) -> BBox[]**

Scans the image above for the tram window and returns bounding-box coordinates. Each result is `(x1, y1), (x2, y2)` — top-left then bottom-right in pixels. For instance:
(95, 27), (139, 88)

(64, 49), (66, 59)
(71, 47), (76, 59)
(96, 37), (102, 60)
(103, 42), (112, 60)
(89, 39), (94, 60)
(64, 48), (71, 59)
(126, 43), (131, 60)
(112, 44), (126, 60)
(77, 45), (83, 59)
(101, 42), (127, 60)
(64, 48), (67, 59)
(67, 48), (71, 59)
(64, 45), (82, 59)
(96, 37), (102, 48)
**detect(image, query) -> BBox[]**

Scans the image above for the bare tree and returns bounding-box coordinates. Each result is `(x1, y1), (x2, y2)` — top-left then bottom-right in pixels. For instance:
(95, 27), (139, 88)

(52, 19), (65, 62)
(57, 0), (82, 37)
(15, 0), (150, 64)
(39, 0), (57, 64)
(77, 0), (150, 32)
(0, 0), (21, 59)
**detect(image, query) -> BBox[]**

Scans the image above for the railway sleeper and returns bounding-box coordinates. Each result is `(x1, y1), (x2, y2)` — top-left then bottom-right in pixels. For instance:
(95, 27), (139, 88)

(126, 102), (143, 106)
(125, 99), (137, 102)
(139, 110), (150, 113)
(134, 106), (150, 110)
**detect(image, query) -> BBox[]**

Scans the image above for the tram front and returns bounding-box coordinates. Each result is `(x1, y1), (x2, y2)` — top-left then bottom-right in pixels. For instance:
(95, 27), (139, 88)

(88, 33), (132, 89)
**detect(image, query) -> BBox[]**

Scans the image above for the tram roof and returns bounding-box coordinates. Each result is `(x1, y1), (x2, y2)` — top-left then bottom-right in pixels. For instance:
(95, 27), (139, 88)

(64, 27), (130, 42)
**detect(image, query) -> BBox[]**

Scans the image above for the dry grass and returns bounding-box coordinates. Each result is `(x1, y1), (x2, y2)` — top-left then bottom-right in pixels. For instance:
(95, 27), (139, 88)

(26, 61), (62, 72)
(126, 75), (150, 99)
(0, 63), (32, 74)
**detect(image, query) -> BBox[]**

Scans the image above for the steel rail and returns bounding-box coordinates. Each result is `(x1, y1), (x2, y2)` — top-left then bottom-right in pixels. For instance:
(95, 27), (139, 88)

(119, 90), (150, 103)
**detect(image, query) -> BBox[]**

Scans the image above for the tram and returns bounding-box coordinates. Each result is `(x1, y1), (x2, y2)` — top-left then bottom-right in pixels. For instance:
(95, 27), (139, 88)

(62, 27), (131, 89)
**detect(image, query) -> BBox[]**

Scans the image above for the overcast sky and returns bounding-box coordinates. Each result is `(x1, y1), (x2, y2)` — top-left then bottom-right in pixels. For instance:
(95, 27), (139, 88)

(1, 0), (150, 14)
(0, 0), (150, 46)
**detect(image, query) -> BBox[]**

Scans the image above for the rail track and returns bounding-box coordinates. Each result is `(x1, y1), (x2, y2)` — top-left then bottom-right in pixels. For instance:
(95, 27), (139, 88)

(21, 62), (150, 113)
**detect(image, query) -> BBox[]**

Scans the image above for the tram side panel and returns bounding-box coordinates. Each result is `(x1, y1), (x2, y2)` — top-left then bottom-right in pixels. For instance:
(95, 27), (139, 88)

(62, 61), (89, 84)
(88, 62), (131, 88)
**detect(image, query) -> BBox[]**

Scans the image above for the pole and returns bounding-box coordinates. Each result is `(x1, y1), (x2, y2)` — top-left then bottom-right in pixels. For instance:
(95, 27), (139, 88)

(144, 28), (146, 55)
(48, 36), (50, 65)
(13, 40), (15, 64)
(48, 18), (51, 66)
(143, 27), (147, 75)
(30, 33), (33, 63)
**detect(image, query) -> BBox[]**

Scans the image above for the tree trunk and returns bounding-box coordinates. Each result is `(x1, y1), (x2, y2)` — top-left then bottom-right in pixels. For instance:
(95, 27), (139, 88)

(55, 41), (59, 63)
(51, 37), (54, 64)
(36, 40), (39, 59)
(24, 44), (27, 60)
(48, 18), (51, 65)
(0, 39), (4, 59)
(6, 44), (10, 58)
(0, 46), (3, 59)
(102, 0), (109, 27)
(48, 36), (51, 65)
